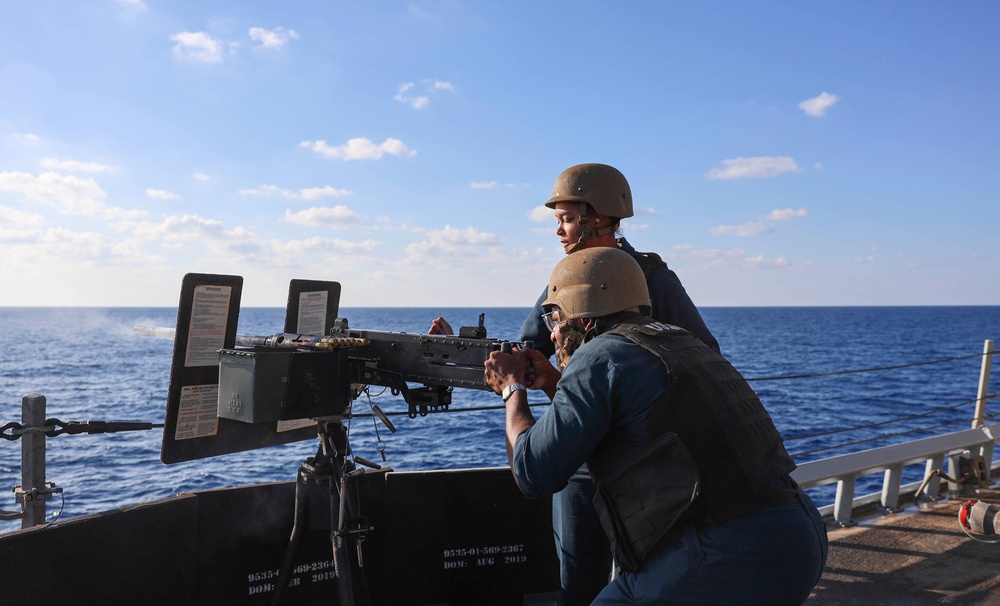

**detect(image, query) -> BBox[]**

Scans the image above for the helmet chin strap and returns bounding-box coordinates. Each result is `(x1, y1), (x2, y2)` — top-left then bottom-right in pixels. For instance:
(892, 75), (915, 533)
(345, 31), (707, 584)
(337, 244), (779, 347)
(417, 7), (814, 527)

(555, 322), (587, 369)
(563, 203), (615, 254)
(554, 317), (599, 368)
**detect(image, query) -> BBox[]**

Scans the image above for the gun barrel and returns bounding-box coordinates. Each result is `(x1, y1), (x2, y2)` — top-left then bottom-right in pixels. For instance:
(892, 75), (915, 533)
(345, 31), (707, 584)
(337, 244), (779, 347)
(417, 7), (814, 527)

(134, 325), (271, 348)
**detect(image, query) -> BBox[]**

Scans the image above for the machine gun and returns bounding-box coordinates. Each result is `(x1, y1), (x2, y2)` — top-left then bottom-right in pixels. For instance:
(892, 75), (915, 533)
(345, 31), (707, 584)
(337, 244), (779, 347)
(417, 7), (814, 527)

(155, 273), (528, 465)
(136, 273), (555, 605)
(217, 313), (528, 425)
(149, 273), (532, 605)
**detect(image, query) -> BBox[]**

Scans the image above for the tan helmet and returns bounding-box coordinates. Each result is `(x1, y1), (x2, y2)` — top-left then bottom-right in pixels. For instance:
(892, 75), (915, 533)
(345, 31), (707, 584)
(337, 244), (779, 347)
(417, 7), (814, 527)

(544, 163), (634, 220)
(542, 247), (650, 320)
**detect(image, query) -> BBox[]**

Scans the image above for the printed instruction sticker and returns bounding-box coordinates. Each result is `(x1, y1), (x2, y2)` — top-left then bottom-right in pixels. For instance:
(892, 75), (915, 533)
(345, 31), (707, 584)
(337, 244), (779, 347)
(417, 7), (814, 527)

(185, 284), (232, 367)
(277, 418), (317, 433)
(296, 290), (328, 335)
(175, 384), (220, 440)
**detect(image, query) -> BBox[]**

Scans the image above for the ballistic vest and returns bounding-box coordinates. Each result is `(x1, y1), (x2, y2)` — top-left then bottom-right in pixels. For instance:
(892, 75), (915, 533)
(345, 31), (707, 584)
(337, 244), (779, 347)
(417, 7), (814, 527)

(625, 248), (668, 281)
(587, 319), (798, 571)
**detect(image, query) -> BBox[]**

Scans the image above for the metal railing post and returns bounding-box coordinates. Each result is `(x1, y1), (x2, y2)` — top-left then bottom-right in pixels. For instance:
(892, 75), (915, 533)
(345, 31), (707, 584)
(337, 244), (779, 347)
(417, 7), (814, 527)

(972, 339), (994, 429)
(19, 393), (48, 529)
(833, 476), (856, 526)
(881, 464), (903, 512)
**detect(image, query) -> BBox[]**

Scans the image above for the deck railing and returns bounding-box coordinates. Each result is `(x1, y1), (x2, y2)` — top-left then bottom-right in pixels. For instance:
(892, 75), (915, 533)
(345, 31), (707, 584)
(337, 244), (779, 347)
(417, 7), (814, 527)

(4, 340), (997, 530)
(791, 339), (996, 526)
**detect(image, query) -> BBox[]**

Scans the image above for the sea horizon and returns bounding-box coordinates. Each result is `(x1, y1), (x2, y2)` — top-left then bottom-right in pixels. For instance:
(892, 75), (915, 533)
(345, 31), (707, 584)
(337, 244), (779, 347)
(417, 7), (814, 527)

(2, 305), (997, 533)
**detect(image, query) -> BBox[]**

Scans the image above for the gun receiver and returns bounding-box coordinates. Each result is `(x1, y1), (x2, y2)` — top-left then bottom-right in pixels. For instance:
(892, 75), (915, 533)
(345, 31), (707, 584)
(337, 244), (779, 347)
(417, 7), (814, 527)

(219, 317), (530, 423)
(155, 274), (533, 464)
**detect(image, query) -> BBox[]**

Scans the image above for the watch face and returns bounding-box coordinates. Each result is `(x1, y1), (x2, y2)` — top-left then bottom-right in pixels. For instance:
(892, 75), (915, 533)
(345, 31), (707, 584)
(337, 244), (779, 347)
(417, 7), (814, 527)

(503, 384), (523, 401)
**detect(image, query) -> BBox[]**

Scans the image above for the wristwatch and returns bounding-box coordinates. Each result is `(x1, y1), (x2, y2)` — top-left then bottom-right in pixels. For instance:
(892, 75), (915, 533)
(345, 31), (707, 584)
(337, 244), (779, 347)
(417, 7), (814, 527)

(502, 383), (526, 402)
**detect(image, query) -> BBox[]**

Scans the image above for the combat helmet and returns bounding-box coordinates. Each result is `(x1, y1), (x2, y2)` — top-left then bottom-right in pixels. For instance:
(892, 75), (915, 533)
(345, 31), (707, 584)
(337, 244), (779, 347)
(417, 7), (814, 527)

(542, 247), (650, 320)
(544, 163), (633, 220)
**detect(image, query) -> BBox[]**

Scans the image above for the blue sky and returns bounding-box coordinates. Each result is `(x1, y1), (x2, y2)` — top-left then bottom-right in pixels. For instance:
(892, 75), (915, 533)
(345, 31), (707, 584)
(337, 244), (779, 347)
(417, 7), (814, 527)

(1, 2), (997, 307)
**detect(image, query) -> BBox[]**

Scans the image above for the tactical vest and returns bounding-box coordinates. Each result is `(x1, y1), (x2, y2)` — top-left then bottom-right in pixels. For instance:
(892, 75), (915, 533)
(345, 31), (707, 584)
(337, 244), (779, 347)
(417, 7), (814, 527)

(587, 320), (798, 571)
(625, 249), (668, 281)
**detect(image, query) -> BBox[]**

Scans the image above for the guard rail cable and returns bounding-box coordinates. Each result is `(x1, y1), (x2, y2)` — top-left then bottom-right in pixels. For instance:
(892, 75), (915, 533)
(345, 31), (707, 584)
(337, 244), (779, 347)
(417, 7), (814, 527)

(2, 341), (996, 530)
(0, 392), (164, 529)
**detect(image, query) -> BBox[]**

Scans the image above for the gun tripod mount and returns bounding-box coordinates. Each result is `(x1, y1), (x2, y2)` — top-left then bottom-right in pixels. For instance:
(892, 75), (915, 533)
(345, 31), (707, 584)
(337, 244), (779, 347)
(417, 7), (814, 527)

(271, 420), (389, 606)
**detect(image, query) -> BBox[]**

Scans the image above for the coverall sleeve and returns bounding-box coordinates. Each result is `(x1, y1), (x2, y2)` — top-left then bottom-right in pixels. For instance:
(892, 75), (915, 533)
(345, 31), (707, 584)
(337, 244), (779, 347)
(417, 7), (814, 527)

(510, 348), (617, 499)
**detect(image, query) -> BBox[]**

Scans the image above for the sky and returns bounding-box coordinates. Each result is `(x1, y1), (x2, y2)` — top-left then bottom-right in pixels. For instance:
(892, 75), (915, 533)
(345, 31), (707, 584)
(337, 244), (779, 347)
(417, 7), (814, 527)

(1, 1), (998, 308)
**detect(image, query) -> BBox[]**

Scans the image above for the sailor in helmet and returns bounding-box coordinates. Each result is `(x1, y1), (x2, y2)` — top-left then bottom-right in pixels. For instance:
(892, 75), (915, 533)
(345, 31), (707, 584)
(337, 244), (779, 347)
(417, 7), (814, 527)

(485, 247), (827, 604)
(434, 163), (721, 603)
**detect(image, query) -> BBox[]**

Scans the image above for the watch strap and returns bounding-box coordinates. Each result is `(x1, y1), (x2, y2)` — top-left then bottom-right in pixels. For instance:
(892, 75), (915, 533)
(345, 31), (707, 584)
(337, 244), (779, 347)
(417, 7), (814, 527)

(502, 383), (526, 402)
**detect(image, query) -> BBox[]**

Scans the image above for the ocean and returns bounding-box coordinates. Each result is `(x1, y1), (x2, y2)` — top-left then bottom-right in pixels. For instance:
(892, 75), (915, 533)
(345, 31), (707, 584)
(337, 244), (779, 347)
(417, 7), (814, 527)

(1, 306), (998, 534)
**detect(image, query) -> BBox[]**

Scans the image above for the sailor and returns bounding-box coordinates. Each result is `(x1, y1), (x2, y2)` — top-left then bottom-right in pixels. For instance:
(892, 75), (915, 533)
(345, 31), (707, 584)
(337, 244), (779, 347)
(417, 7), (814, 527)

(484, 247), (828, 605)
(433, 163), (720, 604)
(516, 162), (718, 358)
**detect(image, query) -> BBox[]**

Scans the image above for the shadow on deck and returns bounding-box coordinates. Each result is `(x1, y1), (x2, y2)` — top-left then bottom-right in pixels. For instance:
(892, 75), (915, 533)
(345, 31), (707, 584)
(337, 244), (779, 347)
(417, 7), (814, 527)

(807, 487), (1000, 605)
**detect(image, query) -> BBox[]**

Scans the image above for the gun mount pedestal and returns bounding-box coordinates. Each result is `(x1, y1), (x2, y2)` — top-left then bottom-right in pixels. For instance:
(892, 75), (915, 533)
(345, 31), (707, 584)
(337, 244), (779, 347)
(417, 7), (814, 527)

(272, 421), (374, 606)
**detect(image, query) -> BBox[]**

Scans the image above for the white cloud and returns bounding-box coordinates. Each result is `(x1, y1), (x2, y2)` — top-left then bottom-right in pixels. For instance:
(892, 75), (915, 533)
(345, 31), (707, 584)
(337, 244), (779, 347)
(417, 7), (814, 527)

(743, 255), (790, 268)
(632, 207), (659, 217)
(394, 79), (456, 109)
(128, 214), (267, 261)
(0, 204), (45, 227)
(706, 157), (802, 180)
(799, 92), (838, 117)
(672, 245), (746, 265)
(240, 184), (353, 199)
(170, 32), (224, 63)
(0, 171), (107, 215)
(394, 82), (428, 109)
(103, 207), (148, 222)
(43, 228), (114, 259)
(146, 188), (181, 200)
(271, 236), (379, 256)
(132, 214), (226, 241)
(283, 205), (363, 228)
(765, 208), (808, 221)
(671, 245), (801, 271)
(111, 238), (163, 264)
(3, 227), (114, 263)
(472, 180), (529, 190)
(299, 137), (416, 160)
(193, 172), (211, 182)
(626, 223), (651, 231)
(249, 27), (299, 49)
(0, 226), (156, 271)
(0, 227), (43, 243)
(40, 158), (118, 173)
(240, 184), (283, 196)
(298, 186), (353, 200)
(708, 221), (772, 237)
(405, 225), (502, 260)
(529, 205), (552, 222)
(853, 256), (877, 264)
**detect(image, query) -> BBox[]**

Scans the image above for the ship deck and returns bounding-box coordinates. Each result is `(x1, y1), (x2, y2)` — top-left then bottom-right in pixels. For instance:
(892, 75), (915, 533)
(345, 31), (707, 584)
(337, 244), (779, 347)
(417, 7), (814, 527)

(807, 486), (1000, 605)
